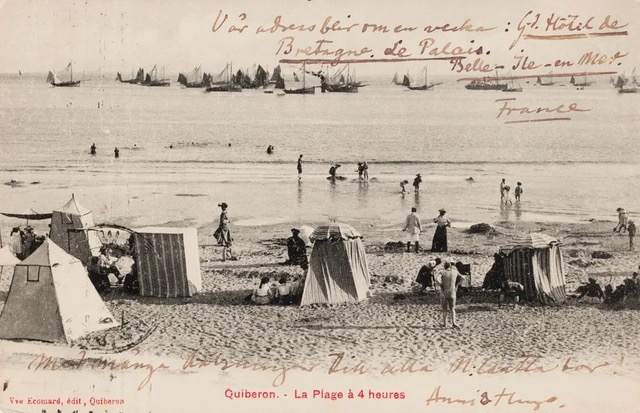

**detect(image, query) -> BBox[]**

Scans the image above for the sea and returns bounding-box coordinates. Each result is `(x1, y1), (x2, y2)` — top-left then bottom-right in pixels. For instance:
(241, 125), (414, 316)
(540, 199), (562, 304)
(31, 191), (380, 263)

(0, 72), (638, 233)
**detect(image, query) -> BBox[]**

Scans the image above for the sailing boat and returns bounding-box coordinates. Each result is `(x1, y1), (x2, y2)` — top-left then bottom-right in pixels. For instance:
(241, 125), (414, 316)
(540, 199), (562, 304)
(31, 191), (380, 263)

(615, 68), (638, 93)
(407, 66), (440, 91)
(536, 73), (556, 86)
(570, 73), (591, 88)
(465, 69), (507, 90)
(116, 68), (144, 84)
(143, 65), (170, 87)
(205, 63), (241, 92)
(48, 62), (81, 87)
(284, 61), (315, 94)
(502, 75), (523, 92)
(322, 64), (358, 93)
(177, 66), (209, 88)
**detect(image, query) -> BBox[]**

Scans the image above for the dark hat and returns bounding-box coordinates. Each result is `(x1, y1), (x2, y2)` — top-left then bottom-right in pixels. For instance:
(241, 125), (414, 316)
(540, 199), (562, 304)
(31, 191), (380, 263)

(439, 208), (446, 213)
(291, 228), (300, 234)
(218, 202), (228, 209)
(416, 173), (421, 177)
(588, 277), (597, 283)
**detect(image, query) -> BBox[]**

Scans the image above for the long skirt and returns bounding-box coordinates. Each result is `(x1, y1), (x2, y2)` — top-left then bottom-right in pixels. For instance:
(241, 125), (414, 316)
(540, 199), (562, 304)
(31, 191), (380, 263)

(214, 227), (233, 247)
(432, 226), (448, 252)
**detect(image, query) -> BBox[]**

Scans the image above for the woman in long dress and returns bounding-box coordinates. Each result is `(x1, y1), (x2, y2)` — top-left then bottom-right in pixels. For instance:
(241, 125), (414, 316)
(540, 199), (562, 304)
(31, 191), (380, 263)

(432, 209), (451, 252)
(214, 202), (237, 261)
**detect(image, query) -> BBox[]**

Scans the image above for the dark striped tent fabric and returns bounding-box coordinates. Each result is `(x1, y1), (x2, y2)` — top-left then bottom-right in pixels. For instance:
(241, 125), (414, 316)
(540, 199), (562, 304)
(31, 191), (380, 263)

(134, 227), (202, 298)
(502, 244), (567, 305)
(300, 238), (371, 306)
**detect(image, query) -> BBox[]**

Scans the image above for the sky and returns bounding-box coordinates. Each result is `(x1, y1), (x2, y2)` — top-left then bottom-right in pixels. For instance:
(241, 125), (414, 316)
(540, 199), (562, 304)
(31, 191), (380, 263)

(0, 0), (638, 77)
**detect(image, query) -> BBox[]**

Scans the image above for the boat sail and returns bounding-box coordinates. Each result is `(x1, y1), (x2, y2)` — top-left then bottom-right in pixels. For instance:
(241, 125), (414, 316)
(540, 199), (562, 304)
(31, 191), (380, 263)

(269, 65), (285, 89)
(407, 66), (440, 91)
(615, 68), (638, 93)
(205, 63), (242, 92)
(142, 65), (170, 87)
(48, 62), (81, 87)
(177, 66), (210, 88)
(321, 64), (358, 93)
(536, 72), (556, 86)
(570, 73), (591, 88)
(502, 75), (523, 92)
(465, 70), (507, 90)
(284, 61), (315, 94)
(116, 68), (144, 84)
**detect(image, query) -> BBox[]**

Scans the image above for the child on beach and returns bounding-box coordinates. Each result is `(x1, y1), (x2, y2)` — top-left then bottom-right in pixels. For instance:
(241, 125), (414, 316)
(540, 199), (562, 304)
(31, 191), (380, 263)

(275, 277), (293, 305)
(251, 277), (273, 305)
(503, 185), (512, 205)
(628, 220), (636, 250)
(400, 180), (409, 194)
(514, 182), (523, 202)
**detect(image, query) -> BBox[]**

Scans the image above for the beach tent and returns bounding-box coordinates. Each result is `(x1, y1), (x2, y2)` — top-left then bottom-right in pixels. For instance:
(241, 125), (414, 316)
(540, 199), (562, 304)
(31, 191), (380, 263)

(133, 227), (202, 298)
(0, 238), (119, 343)
(49, 194), (102, 264)
(499, 233), (567, 304)
(300, 223), (371, 306)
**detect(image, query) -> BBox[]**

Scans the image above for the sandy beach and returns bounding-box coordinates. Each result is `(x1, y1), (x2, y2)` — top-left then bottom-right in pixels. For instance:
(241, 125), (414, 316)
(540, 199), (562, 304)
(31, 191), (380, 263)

(2, 217), (637, 379)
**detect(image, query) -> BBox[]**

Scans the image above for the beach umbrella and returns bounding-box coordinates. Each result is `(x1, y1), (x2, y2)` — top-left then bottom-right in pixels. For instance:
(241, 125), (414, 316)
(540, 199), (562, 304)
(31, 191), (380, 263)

(510, 233), (560, 249)
(298, 225), (315, 247)
(310, 223), (362, 242)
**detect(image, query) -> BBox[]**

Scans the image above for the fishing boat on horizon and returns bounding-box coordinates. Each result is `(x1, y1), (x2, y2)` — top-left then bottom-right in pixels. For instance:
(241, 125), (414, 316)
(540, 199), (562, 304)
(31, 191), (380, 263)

(205, 63), (242, 92)
(570, 73), (591, 88)
(177, 66), (211, 88)
(615, 69), (639, 93)
(320, 64), (360, 93)
(502, 75), (523, 92)
(116, 68), (144, 84)
(465, 70), (507, 91)
(536, 73), (556, 86)
(142, 65), (170, 87)
(407, 66), (441, 91)
(47, 62), (81, 87)
(284, 61), (315, 95)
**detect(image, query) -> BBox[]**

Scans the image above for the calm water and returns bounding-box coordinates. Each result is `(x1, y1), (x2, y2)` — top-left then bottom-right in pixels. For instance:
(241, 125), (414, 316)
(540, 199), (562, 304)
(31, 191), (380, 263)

(0, 73), (638, 230)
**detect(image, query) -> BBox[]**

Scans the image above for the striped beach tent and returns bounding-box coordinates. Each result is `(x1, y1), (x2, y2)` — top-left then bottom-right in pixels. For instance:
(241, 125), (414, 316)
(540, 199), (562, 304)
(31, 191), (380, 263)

(500, 233), (567, 304)
(300, 223), (370, 306)
(133, 227), (202, 298)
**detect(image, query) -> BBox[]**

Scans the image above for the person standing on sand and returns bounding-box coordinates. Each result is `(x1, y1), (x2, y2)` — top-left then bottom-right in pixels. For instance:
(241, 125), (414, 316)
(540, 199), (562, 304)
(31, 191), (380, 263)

(438, 262), (463, 328)
(362, 161), (369, 180)
(297, 154), (303, 179)
(628, 220), (636, 250)
(90, 143), (96, 155)
(500, 178), (506, 203)
(214, 202), (237, 261)
(114, 147), (120, 158)
(403, 207), (422, 253)
(432, 209), (451, 252)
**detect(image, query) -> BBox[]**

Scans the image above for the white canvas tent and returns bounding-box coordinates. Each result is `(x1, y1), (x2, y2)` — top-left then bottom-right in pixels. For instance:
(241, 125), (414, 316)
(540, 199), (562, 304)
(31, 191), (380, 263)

(133, 227), (202, 297)
(0, 238), (119, 343)
(49, 194), (102, 264)
(300, 223), (371, 306)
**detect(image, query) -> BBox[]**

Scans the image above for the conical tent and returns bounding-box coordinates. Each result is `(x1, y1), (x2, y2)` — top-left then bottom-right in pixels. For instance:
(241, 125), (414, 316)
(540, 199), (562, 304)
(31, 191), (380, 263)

(49, 194), (102, 264)
(500, 233), (567, 304)
(0, 238), (119, 343)
(300, 223), (370, 306)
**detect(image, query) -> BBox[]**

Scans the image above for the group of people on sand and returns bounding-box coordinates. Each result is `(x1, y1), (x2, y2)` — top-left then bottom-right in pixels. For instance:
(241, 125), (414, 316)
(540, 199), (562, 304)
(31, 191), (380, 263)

(250, 272), (306, 305)
(9, 226), (42, 260)
(614, 207), (636, 250)
(403, 207), (451, 253)
(576, 268), (640, 307)
(499, 178), (523, 204)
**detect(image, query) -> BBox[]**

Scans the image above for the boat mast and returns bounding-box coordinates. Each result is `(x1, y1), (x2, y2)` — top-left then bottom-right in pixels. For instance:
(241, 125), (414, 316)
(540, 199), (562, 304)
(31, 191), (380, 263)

(425, 66), (427, 89)
(302, 61), (306, 89)
(70, 61), (73, 82)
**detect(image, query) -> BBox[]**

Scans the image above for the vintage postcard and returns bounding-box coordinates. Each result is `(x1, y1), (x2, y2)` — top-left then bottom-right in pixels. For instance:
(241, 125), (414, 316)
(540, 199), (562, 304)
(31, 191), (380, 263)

(0, 0), (639, 412)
